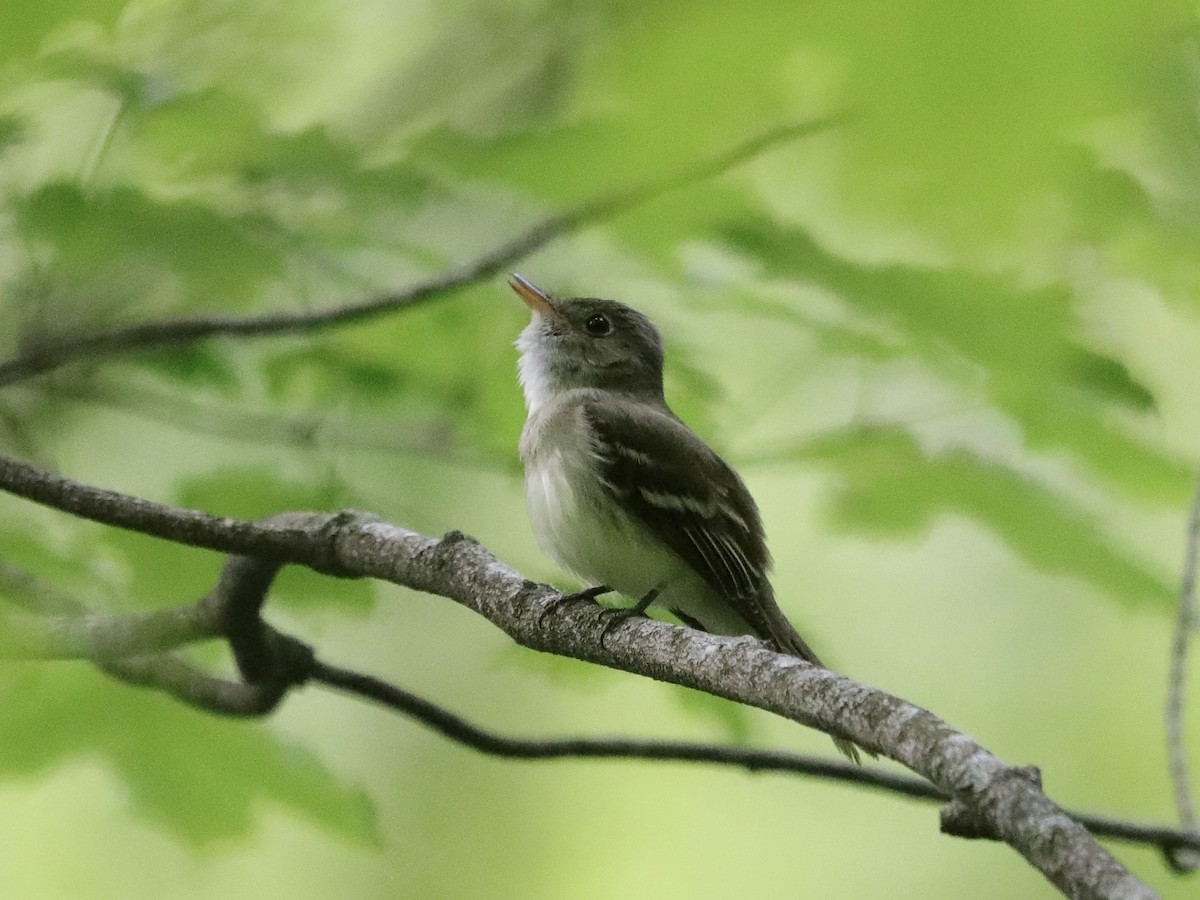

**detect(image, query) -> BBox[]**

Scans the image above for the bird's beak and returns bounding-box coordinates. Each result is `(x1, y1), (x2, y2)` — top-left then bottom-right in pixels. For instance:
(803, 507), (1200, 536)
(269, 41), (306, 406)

(509, 274), (556, 317)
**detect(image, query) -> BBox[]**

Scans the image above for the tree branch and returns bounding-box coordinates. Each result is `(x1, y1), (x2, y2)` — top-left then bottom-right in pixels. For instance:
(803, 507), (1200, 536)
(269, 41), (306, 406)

(7, 553), (1197, 867)
(1166, 474), (1200, 872)
(0, 116), (841, 388)
(0, 450), (1169, 898)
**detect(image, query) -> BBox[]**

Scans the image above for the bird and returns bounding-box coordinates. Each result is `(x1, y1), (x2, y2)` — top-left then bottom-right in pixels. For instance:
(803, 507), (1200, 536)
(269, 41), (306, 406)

(510, 274), (861, 762)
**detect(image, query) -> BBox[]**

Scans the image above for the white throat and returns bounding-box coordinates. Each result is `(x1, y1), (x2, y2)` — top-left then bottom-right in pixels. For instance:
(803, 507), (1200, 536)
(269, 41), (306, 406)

(515, 318), (555, 415)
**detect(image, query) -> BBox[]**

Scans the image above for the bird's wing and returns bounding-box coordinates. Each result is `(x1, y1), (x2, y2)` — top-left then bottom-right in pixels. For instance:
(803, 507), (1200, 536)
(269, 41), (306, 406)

(582, 399), (867, 763)
(580, 398), (774, 633)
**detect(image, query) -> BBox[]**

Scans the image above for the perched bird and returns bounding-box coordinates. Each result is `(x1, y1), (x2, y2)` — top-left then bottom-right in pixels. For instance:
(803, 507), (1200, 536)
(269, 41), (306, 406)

(511, 274), (860, 762)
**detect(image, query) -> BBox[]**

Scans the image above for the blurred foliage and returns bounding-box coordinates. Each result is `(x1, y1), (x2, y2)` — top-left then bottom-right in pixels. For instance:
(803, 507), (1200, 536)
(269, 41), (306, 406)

(793, 425), (1174, 607)
(0, 664), (379, 844)
(0, 0), (1198, 896)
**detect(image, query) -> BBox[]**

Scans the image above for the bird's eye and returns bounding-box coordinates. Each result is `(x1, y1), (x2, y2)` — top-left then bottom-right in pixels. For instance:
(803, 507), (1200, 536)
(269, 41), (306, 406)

(584, 313), (612, 336)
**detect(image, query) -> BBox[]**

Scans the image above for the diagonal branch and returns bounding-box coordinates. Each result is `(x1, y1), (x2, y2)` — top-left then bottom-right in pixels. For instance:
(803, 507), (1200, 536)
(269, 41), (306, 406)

(0, 450), (1163, 899)
(6, 553), (1198, 866)
(0, 116), (841, 388)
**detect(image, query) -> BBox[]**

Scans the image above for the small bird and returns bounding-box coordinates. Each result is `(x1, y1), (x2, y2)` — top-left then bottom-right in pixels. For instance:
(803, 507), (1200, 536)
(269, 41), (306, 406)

(511, 274), (861, 762)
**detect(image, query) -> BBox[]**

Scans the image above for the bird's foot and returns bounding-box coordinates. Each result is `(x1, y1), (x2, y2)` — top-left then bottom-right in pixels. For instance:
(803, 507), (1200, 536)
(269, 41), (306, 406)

(598, 588), (660, 650)
(536, 585), (611, 629)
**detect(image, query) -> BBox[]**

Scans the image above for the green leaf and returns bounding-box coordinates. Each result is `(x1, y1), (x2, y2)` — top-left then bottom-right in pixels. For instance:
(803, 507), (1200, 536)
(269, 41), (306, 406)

(18, 183), (287, 312)
(0, 0), (127, 65)
(261, 345), (408, 405)
(0, 664), (378, 845)
(795, 425), (1174, 609)
(1064, 348), (1157, 412)
(722, 215), (1190, 500)
(0, 114), (26, 157)
(0, 510), (121, 610)
(797, 0), (1187, 236)
(129, 345), (241, 394)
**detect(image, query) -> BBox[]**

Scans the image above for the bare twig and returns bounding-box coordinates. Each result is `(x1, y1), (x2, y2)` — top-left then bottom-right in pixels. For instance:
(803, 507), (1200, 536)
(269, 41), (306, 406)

(1166, 474), (1200, 872)
(312, 656), (931, 788)
(308, 658), (1200, 861)
(0, 116), (842, 388)
(0, 451), (1164, 898)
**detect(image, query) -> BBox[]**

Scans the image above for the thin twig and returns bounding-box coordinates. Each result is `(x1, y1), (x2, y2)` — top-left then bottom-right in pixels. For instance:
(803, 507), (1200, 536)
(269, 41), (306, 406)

(1166, 474), (1200, 872)
(0, 116), (842, 388)
(311, 659), (937, 795)
(309, 659), (1200, 860)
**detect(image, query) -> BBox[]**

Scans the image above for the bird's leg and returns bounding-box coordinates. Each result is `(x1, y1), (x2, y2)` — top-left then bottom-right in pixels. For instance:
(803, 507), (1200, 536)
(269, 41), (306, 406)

(599, 587), (660, 648)
(568, 585), (615, 604)
(536, 584), (612, 628)
(669, 607), (709, 632)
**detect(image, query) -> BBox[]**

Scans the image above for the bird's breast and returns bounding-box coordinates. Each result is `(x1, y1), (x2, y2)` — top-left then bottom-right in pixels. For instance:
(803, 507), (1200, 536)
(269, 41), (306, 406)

(521, 401), (675, 599)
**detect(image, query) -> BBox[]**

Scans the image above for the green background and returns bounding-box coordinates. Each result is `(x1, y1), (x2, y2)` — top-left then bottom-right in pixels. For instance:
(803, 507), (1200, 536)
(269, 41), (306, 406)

(0, 1), (1198, 897)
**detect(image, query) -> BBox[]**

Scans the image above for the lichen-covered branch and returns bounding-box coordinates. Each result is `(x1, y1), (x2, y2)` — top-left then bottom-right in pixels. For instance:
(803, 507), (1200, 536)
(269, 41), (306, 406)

(0, 450), (1166, 898)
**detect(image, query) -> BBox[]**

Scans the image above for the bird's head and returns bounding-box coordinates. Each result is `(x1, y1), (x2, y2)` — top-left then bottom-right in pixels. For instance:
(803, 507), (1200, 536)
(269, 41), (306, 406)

(510, 274), (666, 412)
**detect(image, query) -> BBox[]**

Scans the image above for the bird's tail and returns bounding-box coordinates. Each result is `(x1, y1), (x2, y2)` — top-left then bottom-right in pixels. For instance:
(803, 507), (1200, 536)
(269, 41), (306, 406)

(761, 605), (871, 764)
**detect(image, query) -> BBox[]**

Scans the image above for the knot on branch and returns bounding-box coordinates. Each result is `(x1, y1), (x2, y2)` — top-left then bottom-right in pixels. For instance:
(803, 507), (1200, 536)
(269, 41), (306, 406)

(254, 509), (378, 576)
(939, 765), (1043, 841)
(312, 510), (378, 576)
(248, 625), (316, 689)
(940, 799), (994, 841)
(418, 529), (482, 579)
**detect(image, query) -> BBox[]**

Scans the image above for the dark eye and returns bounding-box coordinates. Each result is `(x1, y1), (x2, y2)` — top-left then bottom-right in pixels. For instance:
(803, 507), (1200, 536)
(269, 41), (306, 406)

(584, 313), (612, 336)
